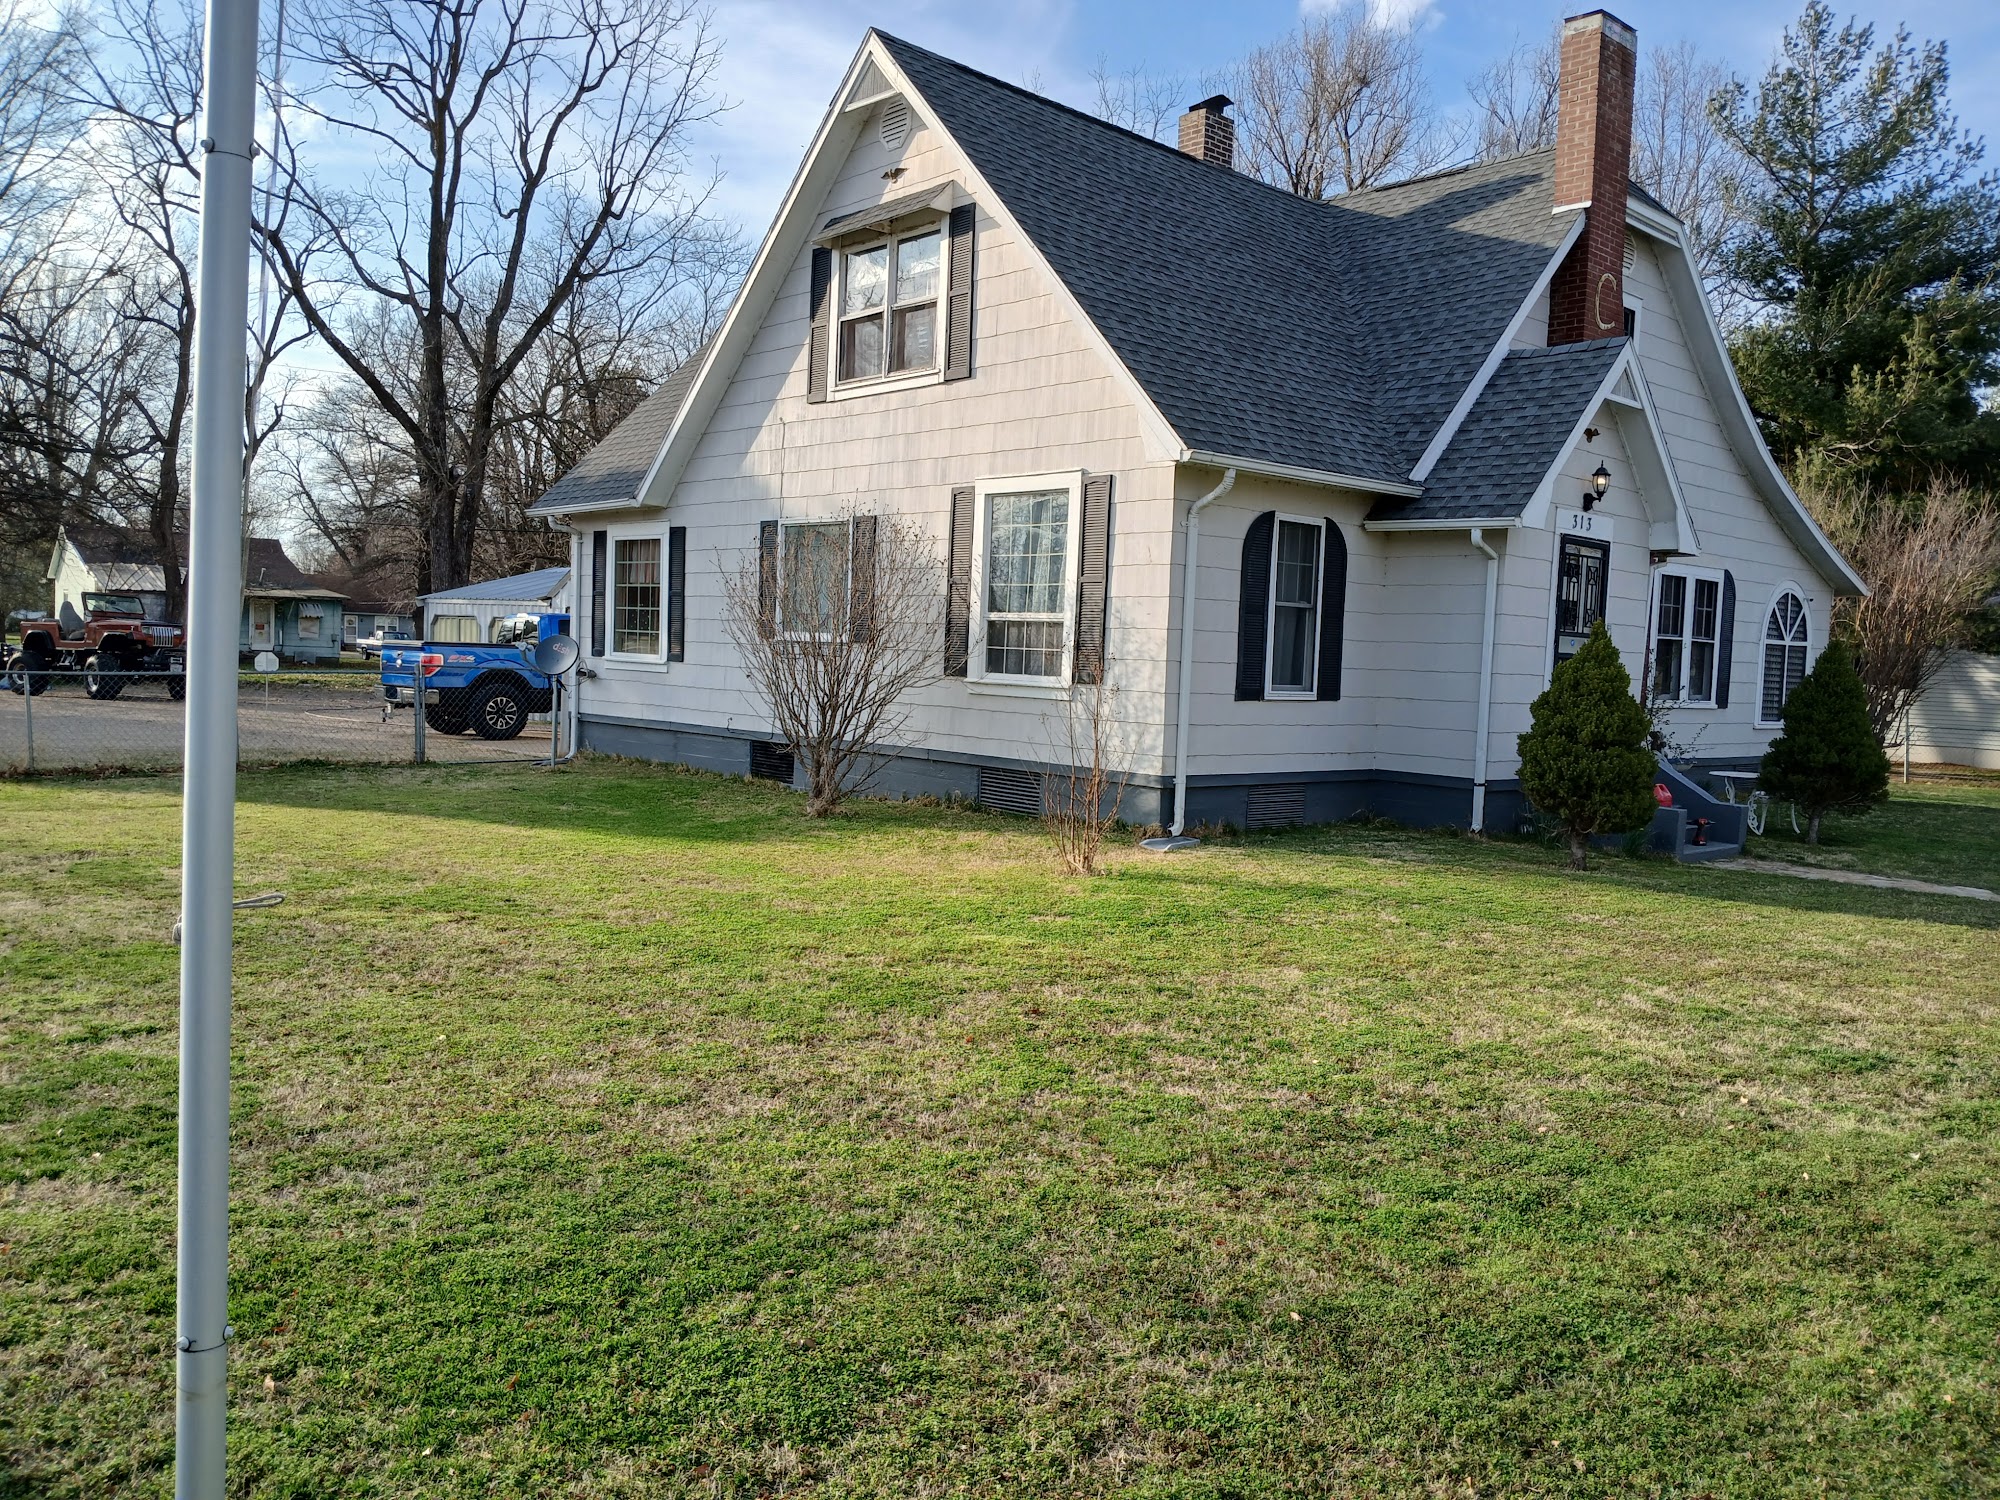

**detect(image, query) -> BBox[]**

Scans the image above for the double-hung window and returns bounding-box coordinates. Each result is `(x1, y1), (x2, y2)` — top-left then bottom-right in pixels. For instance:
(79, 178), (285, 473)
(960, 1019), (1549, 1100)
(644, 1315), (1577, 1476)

(1650, 566), (1722, 705)
(1267, 518), (1323, 696)
(973, 472), (1083, 684)
(611, 537), (662, 656)
(779, 519), (853, 638)
(838, 226), (941, 383)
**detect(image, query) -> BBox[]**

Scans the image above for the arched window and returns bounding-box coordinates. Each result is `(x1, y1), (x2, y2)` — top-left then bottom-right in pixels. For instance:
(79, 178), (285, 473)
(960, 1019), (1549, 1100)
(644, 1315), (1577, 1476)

(1759, 588), (1810, 723)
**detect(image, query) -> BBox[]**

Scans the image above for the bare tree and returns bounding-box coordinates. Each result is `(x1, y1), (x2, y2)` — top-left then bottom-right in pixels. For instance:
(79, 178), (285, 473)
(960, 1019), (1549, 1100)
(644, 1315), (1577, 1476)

(1809, 477), (2000, 741)
(1235, 11), (1443, 197)
(720, 507), (941, 817)
(1468, 30), (1561, 160)
(260, 0), (738, 594)
(0, 0), (82, 246)
(1089, 56), (1187, 143)
(1040, 673), (1131, 876)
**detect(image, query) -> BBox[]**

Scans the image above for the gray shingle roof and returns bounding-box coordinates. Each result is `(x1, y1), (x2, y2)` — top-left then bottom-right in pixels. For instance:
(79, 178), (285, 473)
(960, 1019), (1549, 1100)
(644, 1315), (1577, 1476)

(1367, 339), (1627, 523)
(876, 34), (1580, 487)
(526, 349), (707, 515)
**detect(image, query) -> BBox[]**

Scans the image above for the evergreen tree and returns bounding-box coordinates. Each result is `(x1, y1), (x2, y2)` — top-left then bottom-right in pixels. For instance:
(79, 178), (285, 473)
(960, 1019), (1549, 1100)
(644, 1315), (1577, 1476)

(1759, 638), (1890, 843)
(1710, 2), (2000, 493)
(1517, 621), (1658, 870)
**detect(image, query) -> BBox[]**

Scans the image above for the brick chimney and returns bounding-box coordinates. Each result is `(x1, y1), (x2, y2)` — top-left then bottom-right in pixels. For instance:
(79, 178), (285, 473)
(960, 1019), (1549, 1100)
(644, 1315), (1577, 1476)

(1548, 10), (1637, 345)
(1178, 95), (1235, 169)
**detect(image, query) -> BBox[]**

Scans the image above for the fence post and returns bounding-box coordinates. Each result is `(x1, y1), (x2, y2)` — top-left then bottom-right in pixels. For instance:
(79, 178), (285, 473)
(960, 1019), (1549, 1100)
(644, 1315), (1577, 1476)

(20, 675), (33, 773)
(412, 673), (426, 765)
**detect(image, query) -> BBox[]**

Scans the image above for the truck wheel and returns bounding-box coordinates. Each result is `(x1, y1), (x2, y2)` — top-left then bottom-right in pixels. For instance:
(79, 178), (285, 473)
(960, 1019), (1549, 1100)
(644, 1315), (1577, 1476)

(470, 680), (527, 740)
(6, 652), (50, 696)
(424, 704), (468, 735)
(84, 654), (126, 700)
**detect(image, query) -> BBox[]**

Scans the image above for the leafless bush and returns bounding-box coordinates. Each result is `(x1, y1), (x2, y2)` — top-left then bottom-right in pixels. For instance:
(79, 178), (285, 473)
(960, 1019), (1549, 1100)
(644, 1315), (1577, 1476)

(1234, 10), (1447, 198)
(1041, 673), (1130, 876)
(1809, 478), (2000, 741)
(720, 506), (941, 817)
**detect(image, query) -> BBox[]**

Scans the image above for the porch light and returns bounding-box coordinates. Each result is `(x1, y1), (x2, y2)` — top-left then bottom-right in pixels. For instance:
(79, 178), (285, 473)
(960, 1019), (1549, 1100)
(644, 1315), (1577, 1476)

(1583, 462), (1611, 511)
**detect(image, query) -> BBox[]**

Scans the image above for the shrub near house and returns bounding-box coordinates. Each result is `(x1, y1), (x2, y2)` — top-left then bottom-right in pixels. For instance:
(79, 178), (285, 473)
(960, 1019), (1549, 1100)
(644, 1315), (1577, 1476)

(1517, 620), (1657, 869)
(1759, 638), (1889, 843)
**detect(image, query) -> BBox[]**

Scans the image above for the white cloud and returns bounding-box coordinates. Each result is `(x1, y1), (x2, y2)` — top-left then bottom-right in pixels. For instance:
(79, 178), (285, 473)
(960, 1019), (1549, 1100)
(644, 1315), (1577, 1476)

(1299, 0), (1441, 33)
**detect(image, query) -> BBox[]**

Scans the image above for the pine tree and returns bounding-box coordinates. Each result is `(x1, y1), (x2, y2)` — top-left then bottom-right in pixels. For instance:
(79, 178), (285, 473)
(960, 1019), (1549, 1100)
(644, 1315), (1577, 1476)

(1758, 638), (1890, 843)
(1517, 621), (1658, 870)
(1710, 2), (2000, 493)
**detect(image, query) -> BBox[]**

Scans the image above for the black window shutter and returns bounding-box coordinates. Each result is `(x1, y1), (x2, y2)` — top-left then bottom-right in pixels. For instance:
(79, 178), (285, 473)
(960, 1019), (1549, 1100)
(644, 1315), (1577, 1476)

(589, 529), (607, 656)
(1235, 511), (1275, 701)
(1073, 475), (1112, 685)
(1716, 570), (1736, 709)
(1316, 521), (1347, 702)
(807, 248), (833, 403)
(945, 486), (974, 676)
(757, 519), (778, 637)
(944, 203), (975, 381)
(849, 514), (877, 643)
(667, 526), (686, 662)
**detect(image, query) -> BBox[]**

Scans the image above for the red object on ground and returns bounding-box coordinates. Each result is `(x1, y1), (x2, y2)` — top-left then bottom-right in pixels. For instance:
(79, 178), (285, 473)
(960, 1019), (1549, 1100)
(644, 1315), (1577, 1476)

(1653, 783), (1673, 808)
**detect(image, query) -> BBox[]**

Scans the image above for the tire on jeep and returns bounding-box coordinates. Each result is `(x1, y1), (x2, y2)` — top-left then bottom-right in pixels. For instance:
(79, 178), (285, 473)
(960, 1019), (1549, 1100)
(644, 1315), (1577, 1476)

(84, 652), (127, 700)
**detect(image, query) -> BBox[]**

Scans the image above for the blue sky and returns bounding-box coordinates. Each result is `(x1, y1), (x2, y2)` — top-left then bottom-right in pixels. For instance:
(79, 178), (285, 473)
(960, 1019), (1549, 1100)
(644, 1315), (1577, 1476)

(692, 0), (2000, 236)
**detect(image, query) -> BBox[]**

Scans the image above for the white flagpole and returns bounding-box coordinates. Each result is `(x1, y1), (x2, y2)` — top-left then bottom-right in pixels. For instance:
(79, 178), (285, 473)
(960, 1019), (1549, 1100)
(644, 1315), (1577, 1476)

(176, 0), (261, 1492)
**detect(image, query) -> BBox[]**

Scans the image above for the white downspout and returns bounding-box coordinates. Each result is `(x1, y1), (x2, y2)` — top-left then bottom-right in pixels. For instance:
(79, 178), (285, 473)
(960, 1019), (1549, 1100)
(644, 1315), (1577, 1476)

(1469, 527), (1500, 833)
(1167, 467), (1236, 838)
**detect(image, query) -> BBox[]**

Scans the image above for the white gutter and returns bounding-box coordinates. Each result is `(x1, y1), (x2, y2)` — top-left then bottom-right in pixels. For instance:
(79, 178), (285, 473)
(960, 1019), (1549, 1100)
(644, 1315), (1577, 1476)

(1166, 468), (1236, 839)
(1469, 528), (1500, 834)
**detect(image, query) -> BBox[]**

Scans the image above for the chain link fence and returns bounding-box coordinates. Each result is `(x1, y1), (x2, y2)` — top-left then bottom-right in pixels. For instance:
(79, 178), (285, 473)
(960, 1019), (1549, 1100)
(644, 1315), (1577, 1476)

(1, 663), (563, 775)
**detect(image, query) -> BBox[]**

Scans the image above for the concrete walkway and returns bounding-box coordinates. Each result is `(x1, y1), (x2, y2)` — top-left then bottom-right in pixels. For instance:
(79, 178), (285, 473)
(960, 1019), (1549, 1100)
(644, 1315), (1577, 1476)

(1711, 858), (1999, 903)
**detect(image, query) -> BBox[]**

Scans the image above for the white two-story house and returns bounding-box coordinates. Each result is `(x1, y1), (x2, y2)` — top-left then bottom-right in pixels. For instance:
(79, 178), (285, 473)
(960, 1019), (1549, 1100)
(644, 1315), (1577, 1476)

(526, 12), (1861, 832)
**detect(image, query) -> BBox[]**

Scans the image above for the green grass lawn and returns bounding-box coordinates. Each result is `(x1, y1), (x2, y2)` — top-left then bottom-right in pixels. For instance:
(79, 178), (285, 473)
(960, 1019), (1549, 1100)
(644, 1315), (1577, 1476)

(1742, 772), (2000, 892)
(2, 762), (1996, 1498)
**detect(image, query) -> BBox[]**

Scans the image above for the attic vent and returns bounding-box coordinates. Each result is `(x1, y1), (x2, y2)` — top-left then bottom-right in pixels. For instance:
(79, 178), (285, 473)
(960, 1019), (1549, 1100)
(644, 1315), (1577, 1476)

(977, 766), (1045, 817)
(1245, 783), (1307, 829)
(749, 741), (795, 784)
(879, 98), (910, 151)
(1624, 232), (1637, 272)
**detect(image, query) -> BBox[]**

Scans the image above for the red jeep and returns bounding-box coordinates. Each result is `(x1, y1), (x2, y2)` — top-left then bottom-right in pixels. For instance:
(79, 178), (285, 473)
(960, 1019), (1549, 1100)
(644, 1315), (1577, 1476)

(6, 593), (187, 699)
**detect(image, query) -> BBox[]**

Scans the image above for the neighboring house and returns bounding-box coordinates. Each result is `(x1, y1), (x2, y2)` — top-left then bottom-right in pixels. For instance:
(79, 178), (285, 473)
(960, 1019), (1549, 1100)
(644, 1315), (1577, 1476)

(418, 566), (572, 643)
(1907, 651), (2000, 770)
(339, 602), (417, 648)
(525, 14), (1863, 831)
(46, 524), (348, 663)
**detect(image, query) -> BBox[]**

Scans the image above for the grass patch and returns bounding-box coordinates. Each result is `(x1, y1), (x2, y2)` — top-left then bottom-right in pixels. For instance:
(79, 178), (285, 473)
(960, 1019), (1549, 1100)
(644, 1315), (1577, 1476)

(1744, 773), (2000, 890)
(2, 760), (1997, 1497)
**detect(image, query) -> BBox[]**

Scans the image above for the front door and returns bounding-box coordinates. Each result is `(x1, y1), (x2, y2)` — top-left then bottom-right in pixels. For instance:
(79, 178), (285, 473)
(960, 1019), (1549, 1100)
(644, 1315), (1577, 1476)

(1553, 537), (1609, 666)
(248, 597), (274, 650)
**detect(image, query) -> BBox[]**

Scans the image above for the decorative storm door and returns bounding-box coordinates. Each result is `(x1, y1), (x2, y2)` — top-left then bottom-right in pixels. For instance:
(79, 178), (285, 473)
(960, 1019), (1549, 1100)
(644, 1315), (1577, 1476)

(1553, 536), (1609, 665)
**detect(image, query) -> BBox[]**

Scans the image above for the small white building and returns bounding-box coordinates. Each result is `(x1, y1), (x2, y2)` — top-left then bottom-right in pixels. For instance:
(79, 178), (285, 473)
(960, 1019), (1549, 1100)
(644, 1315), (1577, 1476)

(418, 566), (571, 643)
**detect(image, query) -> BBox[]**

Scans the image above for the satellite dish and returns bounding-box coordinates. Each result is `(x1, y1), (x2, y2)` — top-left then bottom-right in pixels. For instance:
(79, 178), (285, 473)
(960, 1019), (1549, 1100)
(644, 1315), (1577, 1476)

(253, 651), (279, 673)
(532, 633), (580, 676)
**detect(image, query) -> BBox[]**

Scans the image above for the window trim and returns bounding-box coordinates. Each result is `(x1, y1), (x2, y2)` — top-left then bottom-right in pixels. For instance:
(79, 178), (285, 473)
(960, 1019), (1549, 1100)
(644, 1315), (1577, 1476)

(969, 469), (1084, 687)
(604, 527), (669, 663)
(1647, 562), (1726, 709)
(1755, 580), (1813, 729)
(776, 514), (855, 641)
(827, 217), (949, 399)
(1263, 513), (1325, 699)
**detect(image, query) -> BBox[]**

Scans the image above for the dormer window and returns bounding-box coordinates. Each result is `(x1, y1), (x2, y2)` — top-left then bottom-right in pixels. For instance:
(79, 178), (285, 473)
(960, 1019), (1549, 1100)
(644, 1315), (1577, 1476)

(838, 227), (940, 382)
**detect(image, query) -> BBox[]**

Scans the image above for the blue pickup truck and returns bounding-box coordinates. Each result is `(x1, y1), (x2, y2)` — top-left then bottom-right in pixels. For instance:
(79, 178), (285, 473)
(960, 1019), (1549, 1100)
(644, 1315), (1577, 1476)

(381, 612), (570, 740)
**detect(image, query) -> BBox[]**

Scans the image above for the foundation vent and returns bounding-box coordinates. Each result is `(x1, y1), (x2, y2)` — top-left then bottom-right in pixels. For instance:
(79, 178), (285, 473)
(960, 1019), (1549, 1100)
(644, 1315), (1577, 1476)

(749, 741), (795, 784)
(1245, 783), (1307, 829)
(977, 766), (1046, 817)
